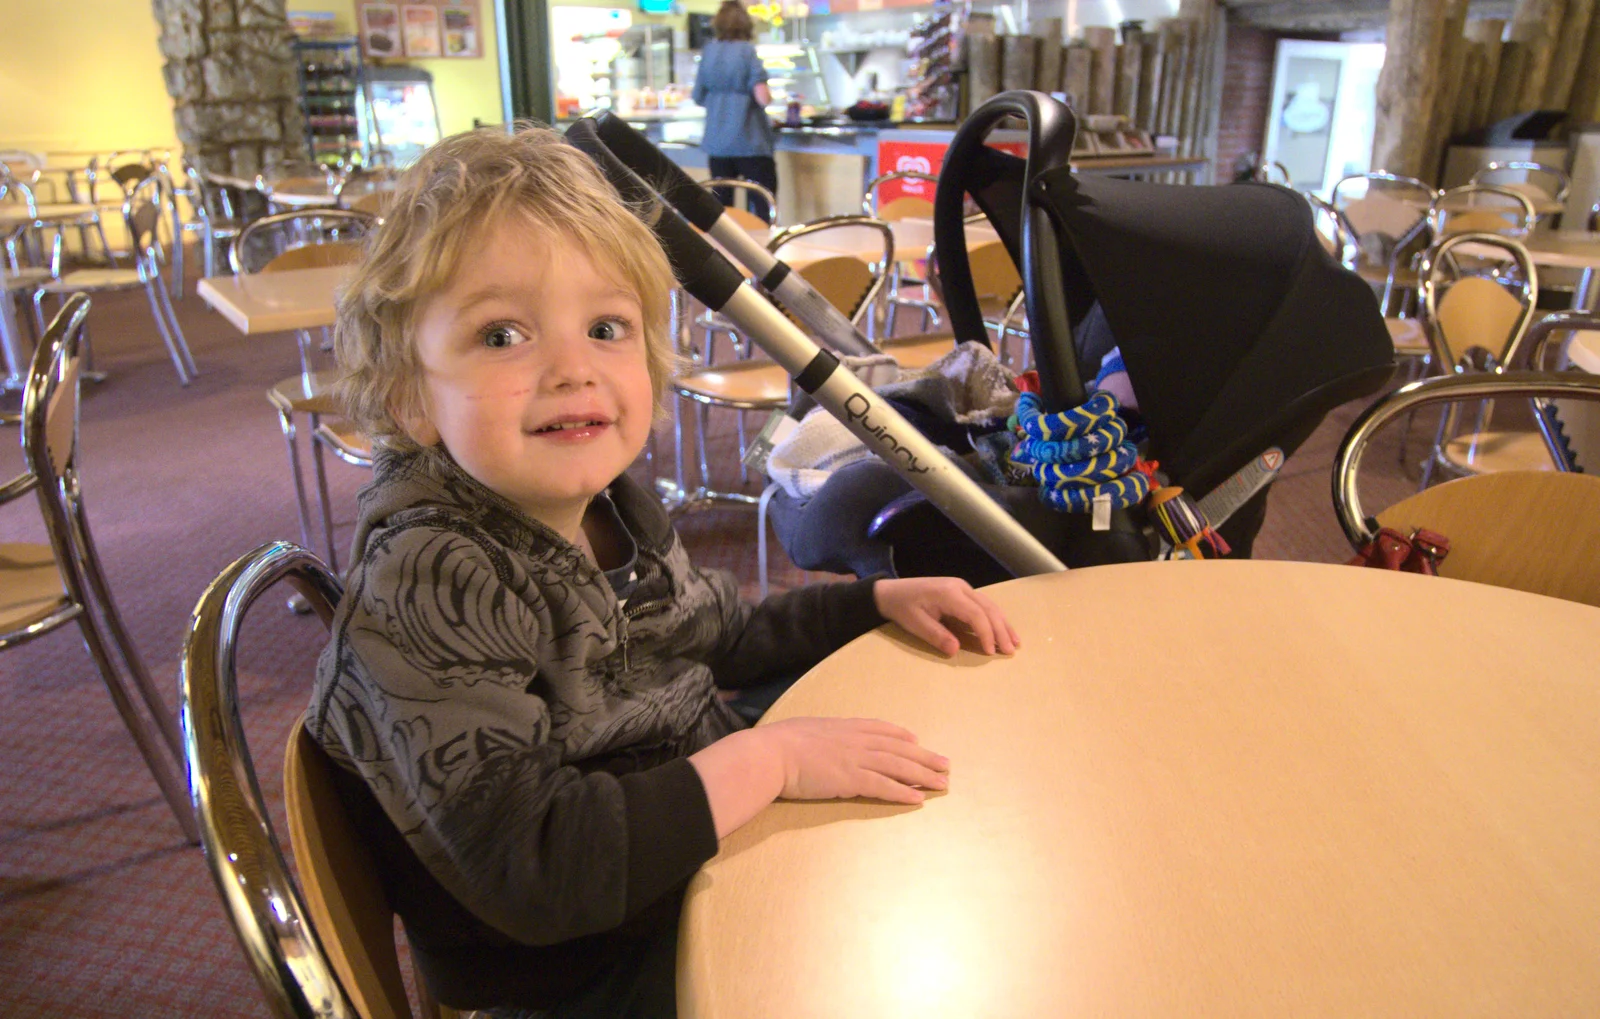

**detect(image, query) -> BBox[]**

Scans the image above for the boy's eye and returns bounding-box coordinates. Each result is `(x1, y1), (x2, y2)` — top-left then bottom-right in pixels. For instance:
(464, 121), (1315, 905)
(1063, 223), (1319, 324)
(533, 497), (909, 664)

(589, 318), (629, 341)
(482, 324), (527, 349)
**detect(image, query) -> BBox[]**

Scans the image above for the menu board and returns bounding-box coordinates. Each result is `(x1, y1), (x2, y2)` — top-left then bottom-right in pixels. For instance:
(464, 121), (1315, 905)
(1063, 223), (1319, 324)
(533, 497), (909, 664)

(356, 0), (482, 58)
(402, 4), (442, 57)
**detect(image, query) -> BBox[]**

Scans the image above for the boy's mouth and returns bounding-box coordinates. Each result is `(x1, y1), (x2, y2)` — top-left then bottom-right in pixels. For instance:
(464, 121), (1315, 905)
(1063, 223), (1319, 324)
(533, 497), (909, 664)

(531, 414), (612, 437)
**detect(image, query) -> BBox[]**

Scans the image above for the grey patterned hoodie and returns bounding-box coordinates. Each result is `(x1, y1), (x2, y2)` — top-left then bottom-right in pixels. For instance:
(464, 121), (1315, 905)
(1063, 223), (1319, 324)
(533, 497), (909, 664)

(306, 444), (885, 1010)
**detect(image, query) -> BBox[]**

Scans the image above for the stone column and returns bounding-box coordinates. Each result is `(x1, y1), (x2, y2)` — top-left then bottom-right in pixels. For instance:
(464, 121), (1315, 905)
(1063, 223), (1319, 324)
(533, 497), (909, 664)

(151, 0), (306, 178)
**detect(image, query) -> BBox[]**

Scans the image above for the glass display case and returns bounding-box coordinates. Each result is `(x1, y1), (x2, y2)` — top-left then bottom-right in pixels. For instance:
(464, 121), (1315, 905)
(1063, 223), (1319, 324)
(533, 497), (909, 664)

(552, 6), (631, 116)
(755, 43), (829, 114)
(358, 66), (442, 169)
(292, 37), (365, 168)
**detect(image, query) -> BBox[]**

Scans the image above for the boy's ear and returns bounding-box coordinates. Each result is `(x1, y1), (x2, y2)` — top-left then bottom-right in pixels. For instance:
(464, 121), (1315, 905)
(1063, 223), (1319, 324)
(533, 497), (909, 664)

(393, 392), (441, 447)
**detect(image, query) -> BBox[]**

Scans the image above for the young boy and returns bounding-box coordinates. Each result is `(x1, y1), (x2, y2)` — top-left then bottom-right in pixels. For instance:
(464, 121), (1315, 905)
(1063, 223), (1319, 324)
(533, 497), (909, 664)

(307, 126), (1019, 1017)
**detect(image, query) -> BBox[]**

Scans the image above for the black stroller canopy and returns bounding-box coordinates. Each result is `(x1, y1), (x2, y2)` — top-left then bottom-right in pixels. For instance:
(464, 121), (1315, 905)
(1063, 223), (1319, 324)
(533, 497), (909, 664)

(950, 142), (1395, 497)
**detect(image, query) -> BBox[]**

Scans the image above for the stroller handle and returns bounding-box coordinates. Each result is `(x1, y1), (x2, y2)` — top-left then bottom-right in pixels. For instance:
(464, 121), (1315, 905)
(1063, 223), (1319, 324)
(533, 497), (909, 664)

(565, 118), (1068, 579)
(590, 111), (879, 358)
(935, 90), (1085, 412)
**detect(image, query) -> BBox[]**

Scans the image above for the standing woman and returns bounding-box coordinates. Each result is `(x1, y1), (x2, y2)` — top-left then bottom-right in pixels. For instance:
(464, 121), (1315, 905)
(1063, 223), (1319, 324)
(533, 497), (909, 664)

(693, 0), (777, 222)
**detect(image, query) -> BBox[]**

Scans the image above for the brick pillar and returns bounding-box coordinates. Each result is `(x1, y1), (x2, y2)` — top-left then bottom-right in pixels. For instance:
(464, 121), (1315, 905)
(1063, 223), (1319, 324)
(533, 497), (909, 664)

(151, 0), (307, 178)
(1213, 25), (1276, 183)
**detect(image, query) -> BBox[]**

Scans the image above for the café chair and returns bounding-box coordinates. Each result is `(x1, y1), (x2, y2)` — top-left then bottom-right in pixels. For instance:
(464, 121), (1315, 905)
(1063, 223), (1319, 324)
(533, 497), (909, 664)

(174, 159), (248, 287)
(1334, 370), (1600, 607)
(1415, 232), (1540, 487)
(1, 295), (197, 842)
(233, 208), (377, 573)
(704, 177), (778, 229)
(1253, 160), (1292, 186)
(1469, 161), (1570, 211)
(257, 160), (341, 211)
(181, 540), (458, 1019)
(1429, 183), (1536, 239)
(862, 170), (942, 333)
(0, 166), (117, 276)
(670, 215), (893, 511)
(1331, 171), (1437, 316)
(336, 167), (400, 217)
(929, 238), (1026, 365)
(36, 173), (198, 384)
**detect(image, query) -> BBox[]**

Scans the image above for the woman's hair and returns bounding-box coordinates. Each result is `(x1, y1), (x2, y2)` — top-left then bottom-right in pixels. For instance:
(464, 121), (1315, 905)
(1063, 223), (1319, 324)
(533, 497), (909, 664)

(334, 124), (678, 452)
(712, 0), (753, 41)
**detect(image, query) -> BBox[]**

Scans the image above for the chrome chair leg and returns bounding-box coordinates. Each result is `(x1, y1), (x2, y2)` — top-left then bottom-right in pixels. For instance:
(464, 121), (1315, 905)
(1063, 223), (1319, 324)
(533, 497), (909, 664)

(757, 481), (780, 599)
(155, 279), (198, 378)
(309, 420), (340, 573)
(142, 282), (191, 385)
(276, 405), (316, 551)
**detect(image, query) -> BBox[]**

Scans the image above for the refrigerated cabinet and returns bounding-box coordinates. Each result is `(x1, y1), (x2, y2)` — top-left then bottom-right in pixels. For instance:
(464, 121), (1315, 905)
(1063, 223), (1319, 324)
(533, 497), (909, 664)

(358, 66), (443, 169)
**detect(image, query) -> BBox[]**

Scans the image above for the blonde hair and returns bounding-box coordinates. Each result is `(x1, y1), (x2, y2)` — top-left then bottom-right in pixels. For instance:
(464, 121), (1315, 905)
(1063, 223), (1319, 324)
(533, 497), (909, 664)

(334, 124), (678, 453)
(713, 0), (753, 41)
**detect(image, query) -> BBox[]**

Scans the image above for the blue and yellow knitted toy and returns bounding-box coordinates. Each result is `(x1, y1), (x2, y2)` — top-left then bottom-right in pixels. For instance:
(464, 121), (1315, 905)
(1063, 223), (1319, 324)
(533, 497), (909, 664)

(1007, 390), (1150, 512)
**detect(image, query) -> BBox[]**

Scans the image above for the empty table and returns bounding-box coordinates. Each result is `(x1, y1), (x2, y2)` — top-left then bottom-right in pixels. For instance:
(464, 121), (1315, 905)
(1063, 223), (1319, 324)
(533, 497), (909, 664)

(680, 560), (1600, 1018)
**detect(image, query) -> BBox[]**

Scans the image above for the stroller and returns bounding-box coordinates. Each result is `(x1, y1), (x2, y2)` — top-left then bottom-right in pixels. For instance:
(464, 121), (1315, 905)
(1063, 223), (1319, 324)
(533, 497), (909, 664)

(568, 92), (1396, 585)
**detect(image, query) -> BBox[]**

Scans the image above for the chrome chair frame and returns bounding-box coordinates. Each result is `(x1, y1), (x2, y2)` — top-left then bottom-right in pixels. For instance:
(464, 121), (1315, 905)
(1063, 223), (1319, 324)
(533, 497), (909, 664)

(670, 215), (894, 511)
(703, 176), (778, 226)
(1330, 171), (1438, 315)
(180, 540), (360, 1018)
(232, 208), (377, 573)
(1428, 183), (1537, 239)
(1333, 370), (1600, 548)
(1253, 160), (1292, 185)
(1523, 310), (1600, 472)
(862, 169), (943, 333)
(1416, 231), (1540, 488)
(333, 167), (398, 213)
(34, 173), (198, 384)
(256, 161), (342, 211)
(2, 294), (196, 841)
(1469, 160), (1571, 205)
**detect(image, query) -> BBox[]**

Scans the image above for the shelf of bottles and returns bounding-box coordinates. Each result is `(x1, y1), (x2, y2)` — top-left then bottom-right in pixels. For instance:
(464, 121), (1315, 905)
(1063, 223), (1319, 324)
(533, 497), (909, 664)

(294, 37), (365, 168)
(905, 2), (964, 122)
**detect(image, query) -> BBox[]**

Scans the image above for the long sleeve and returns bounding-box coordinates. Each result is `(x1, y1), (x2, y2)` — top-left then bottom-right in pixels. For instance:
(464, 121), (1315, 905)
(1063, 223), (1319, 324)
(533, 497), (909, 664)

(696, 568), (886, 689)
(692, 43), (710, 106)
(310, 524), (719, 946)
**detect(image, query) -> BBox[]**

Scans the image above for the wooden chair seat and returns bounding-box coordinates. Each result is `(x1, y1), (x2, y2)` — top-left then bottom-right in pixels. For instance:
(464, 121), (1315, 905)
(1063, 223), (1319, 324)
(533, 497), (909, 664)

(0, 541), (69, 636)
(2, 267), (53, 291)
(675, 362), (791, 409)
(1358, 263), (1421, 289)
(1385, 317), (1430, 355)
(267, 371), (343, 417)
(315, 417), (374, 467)
(1375, 470), (1600, 607)
(39, 268), (143, 292)
(1442, 429), (1558, 474)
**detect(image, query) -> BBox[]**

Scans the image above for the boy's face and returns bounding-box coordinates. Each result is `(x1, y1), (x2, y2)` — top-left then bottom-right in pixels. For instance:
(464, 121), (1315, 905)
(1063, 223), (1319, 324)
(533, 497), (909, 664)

(405, 220), (656, 531)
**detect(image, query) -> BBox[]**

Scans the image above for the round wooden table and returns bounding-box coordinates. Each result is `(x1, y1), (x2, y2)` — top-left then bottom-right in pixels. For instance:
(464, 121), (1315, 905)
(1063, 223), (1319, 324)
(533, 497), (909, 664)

(679, 560), (1600, 1017)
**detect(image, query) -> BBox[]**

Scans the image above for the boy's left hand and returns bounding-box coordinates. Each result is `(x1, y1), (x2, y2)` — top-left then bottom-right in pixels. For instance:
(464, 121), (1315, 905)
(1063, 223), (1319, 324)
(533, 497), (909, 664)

(872, 577), (1020, 658)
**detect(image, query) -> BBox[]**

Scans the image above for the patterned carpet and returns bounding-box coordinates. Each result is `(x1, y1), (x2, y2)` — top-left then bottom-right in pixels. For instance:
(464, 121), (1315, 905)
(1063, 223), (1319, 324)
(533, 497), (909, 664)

(0, 253), (1421, 1017)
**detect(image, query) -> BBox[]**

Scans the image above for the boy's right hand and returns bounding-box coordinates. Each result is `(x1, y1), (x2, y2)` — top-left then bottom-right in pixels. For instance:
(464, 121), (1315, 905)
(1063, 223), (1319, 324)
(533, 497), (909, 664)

(763, 717), (948, 805)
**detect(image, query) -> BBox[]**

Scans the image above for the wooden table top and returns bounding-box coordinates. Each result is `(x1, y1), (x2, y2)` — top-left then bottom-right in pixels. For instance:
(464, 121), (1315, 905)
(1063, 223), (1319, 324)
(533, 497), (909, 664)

(1456, 231), (1600, 271)
(680, 560), (1600, 1018)
(196, 266), (350, 334)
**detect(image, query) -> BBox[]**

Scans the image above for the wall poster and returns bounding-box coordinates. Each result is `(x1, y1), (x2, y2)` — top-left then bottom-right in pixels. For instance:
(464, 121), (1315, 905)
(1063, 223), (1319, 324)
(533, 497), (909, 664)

(401, 4), (443, 57)
(357, 2), (401, 58)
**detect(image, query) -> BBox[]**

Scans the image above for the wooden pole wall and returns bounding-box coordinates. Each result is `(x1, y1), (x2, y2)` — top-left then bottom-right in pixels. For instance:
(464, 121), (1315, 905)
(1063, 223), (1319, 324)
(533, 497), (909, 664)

(1464, 19), (1505, 129)
(1372, 0), (1449, 179)
(1544, 0), (1595, 108)
(1508, 0), (1566, 110)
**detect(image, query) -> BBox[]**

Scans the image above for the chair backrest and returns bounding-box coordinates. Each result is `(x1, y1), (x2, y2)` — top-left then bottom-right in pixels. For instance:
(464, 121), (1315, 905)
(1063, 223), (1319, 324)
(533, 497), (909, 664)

(862, 170), (938, 220)
(285, 720), (415, 1019)
(231, 209), (376, 274)
(1430, 183), (1536, 237)
(180, 541), (373, 1018)
(1305, 192), (1354, 262)
(335, 168), (399, 212)
(1254, 160), (1292, 186)
(703, 177), (778, 227)
(1332, 370), (1600, 608)
(1374, 472), (1600, 606)
(19, 295), (90, 590)
(1469, 160), (1570, 204)
(122, 174), (178, 280)
(768, 215), (894, 324)
(1331, 171), (1434, 245)
(964, 239), (1024, 305)
(1421, 232), (1538, 369)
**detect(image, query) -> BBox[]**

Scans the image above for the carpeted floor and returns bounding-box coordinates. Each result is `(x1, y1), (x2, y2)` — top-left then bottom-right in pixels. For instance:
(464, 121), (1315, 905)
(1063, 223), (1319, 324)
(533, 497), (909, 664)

(0, 251), (1422, 1017)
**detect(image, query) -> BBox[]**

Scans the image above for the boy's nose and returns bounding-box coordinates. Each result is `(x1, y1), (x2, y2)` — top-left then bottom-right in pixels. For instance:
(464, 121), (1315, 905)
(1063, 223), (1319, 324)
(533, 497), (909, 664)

(541, 331), (599, 389)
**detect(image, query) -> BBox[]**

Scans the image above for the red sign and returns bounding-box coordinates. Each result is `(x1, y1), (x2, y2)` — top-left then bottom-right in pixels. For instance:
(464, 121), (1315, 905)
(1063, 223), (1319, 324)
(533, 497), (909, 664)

(875, 138), (1029, 206)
